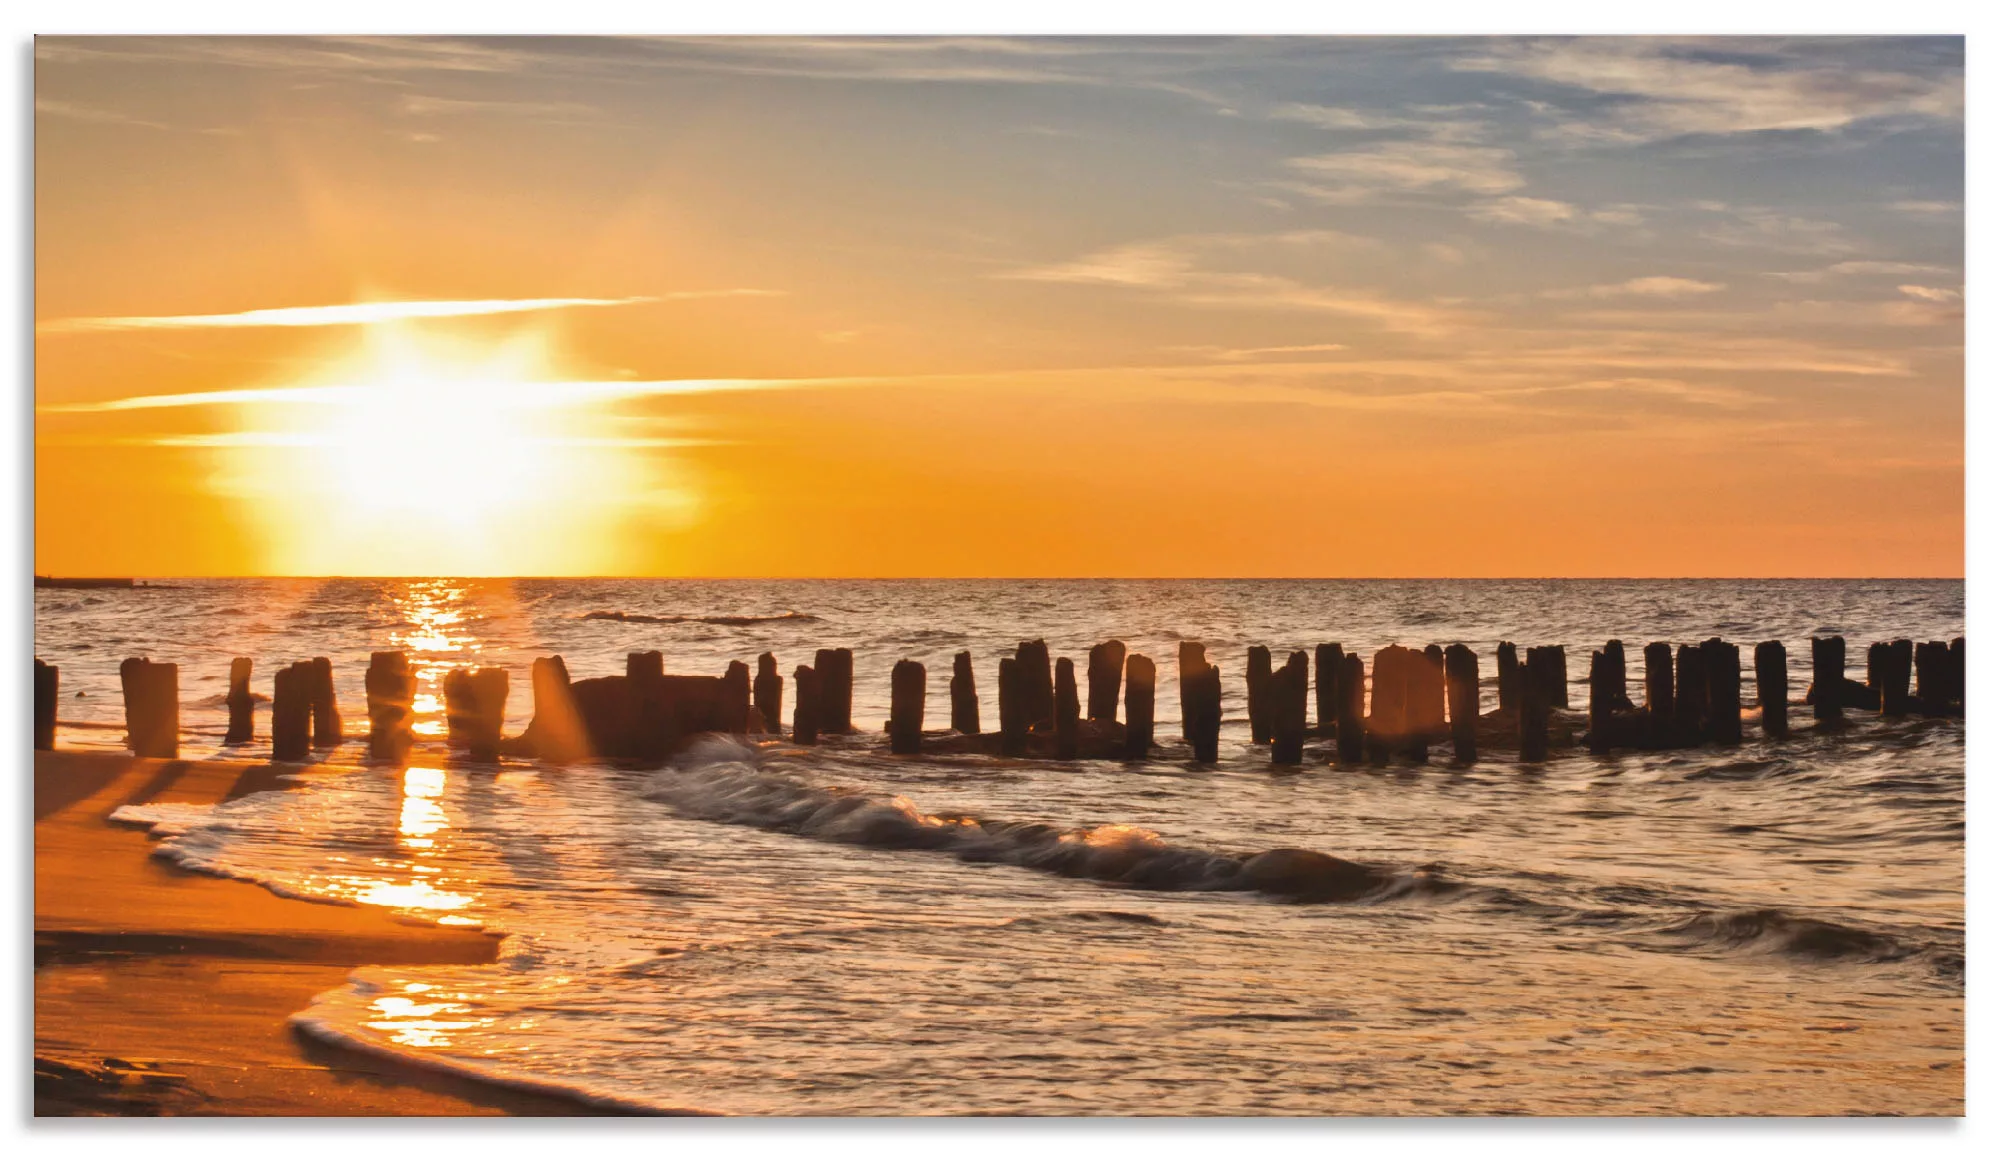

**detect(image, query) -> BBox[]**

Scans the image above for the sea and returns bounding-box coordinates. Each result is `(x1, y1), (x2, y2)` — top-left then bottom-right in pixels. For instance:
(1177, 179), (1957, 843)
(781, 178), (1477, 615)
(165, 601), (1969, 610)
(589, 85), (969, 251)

(33, 578), (1965, 1115)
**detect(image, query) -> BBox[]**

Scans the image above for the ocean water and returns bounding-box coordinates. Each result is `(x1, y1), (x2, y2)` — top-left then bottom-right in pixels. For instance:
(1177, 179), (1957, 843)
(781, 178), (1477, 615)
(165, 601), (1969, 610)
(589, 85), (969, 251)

(37, 579), (1964, 1115)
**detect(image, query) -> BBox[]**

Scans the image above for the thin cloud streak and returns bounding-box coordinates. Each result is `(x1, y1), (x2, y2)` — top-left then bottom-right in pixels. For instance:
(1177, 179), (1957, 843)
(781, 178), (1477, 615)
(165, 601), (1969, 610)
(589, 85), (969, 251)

(37, 292), (779, 335)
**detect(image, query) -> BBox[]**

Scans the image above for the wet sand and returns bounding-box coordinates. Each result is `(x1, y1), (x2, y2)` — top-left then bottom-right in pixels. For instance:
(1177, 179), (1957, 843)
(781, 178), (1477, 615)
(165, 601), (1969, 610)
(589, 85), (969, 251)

(33, 749), (630, 1116)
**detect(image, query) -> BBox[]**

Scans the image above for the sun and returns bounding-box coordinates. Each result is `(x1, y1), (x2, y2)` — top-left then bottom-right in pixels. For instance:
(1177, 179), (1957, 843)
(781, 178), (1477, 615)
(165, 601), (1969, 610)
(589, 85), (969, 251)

(214, 323), (664, 576)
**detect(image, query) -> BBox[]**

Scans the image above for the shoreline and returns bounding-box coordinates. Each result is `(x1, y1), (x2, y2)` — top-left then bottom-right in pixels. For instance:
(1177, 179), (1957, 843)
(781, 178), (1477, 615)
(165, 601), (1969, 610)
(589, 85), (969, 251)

(33, 749), (648, 1117)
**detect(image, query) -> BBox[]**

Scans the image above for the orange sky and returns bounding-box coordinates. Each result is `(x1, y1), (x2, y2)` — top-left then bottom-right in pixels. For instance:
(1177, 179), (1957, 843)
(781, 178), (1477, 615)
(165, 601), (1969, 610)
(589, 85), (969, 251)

(34, 36), (1964, 577)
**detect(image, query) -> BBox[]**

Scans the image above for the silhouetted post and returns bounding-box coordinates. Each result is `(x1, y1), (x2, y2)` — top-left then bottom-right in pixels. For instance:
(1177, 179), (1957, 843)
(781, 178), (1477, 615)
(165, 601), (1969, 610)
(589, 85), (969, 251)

(754, 653), (783, 732)
(1414, 644), (1447, 740)
(1879, 639), (1912, 717)
(445, 667), (508, 762)
(1496, 641), (1520, 714)
(1518, 649), (1550, 764)
(1587, 648), (1616, 752)
(1087, 641), (1125, 723)
(1676, 644), (1709, 741)
(724, 660), (752, 733)
(1444, 644), (1478, 764)
(1703, 639), (1742, 746)
(815, 648), (854, 735)
(1017, 640), (1054, 731)
(1865, 641), (1887, 705)
(120, 657), (179, 760)
(271, 662), (311, 762)
(1545, 646), (1569, 710)
(1811, 636), (1845, 724)
(1604, 640), (1634, 709)
(890, 659), (926, 755)
(998, 658), (1028, 756)
(527, 655), (586, 764)
(309, 656), (342, 748)
(365, 652), (416, 764)
(629, 651), (666, 760)
(1644, 642), (1674, 745)
(1950, 637), (1965, 709)
(1271, 652), (1308, 767)
(1914, 641), (1951, 716)
(1314, 643), (1344, 734)
(1178, 642), (1208, 743)
(1123, 654), (1155, 760)
(216, 657), (253, 745)
(33, 659), (58, 751)
(792, 665), (821, 746)
(950, 651), (980, 734)
(1246, 645), (1273, 744)
(1335, 652), (1366, 764)
(1179, 644), (1221, 763)
(1053, 657), (1079, 760)
(1368, 646), (1409, 750)
(1754, 640), (1788, 737)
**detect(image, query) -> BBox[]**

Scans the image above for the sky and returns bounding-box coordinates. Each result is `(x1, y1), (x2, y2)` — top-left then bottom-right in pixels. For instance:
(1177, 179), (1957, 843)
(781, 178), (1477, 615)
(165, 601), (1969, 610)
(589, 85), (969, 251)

(33, 35), (1964, 577)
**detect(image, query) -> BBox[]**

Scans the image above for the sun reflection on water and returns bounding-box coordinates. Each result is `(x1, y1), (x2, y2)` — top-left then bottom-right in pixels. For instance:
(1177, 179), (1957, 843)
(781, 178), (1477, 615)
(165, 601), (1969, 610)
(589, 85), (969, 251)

(386, 580), (482, 737)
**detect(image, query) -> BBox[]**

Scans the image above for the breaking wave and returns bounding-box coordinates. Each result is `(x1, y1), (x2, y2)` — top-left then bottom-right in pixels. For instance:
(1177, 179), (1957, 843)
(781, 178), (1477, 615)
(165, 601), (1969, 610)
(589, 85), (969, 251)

(582, 610), (820, 626)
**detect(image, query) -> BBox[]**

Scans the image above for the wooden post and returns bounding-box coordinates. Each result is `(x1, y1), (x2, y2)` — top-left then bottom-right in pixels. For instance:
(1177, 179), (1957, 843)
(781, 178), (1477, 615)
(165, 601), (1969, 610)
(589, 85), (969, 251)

(1180, 643), (1221, 763)
(1703, 639), (1742, 745)
(1604, 640), (1633, 708)
(1496, 641), (1520, 714)
(792, 665), (821, 746)
(890, 659), (925, 754)
(1178, 642), (1207, 743)
(1587, 647), (1615, 752)
(309, 656), (342, 748)
(1414, 644), (1446, 740)
(1054, 657), (1079, 760)
(1544, 646), (1569, 710)
(815, 648), (854, 735)
(724, 660), (752, 733)
(1519, 649), (1549, 764)
(1676, 644), (1709, 741)
(1336, 652), (1366, 765)
(1086, 641), (1125, 723)
(1017, 640), (1054, 731)
(1444, 643), (1478, 764)
(224, 657), (254, 745)
(1367, 646), (1407, 764)
(1314, 643), (1343, 734)
(1269, 652), (1308, 767)
(1879, 638), (1912, 717)
(33, 659), (58, 751)
(950, 651), (980, 734)
(1950, 637), (1965, 709)
(1123, 654), (1155, 761)
(467, 667), (508, 763)
(629, 651), (667, 760)
(120, 657), (179, 760)
(1643, 641), (1674, 745)
(1811, 635), (1845, 724)
(1754, 640), (1788, 737)
(1914, 641), (1951, 716)
(1246, 645), (1273, 744)
(527, 655), (585, 764)
(754, 652), (784, 732)
(998, 658), (1028, 756)
(271, 662), (310, 763)
(365, 652), (416, 764)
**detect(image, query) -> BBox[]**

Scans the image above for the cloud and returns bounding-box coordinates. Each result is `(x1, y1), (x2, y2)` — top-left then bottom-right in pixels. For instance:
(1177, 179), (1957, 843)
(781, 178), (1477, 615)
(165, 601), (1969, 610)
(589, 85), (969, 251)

(37, 376), (827, 415)
(1457, 38), (1962, 141)
(37, 292), (777, 335)
(1886, 200), (1960, 218)
(1469, 196), (1576, 226)
(35, 97), (235, 135)
(1766, 260), (1955, 283)
(1897, 285), (1961, 303)
(1544, 276), (1726, 301)
(1285, 140), (1523, 199)
(396, 94), (600, 120)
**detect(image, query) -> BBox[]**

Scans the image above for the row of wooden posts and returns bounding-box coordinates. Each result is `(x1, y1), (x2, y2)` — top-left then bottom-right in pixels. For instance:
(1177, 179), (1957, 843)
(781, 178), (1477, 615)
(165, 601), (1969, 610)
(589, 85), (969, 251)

(31, 633), (1962, 766)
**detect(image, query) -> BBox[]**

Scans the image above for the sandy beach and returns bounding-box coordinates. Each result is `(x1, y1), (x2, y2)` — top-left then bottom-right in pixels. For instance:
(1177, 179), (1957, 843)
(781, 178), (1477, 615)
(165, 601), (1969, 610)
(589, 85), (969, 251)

(32, 749), (629, 1116)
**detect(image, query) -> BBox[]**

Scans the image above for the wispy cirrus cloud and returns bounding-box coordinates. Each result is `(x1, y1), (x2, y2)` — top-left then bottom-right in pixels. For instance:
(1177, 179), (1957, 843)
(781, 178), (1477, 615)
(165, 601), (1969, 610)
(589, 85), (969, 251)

(37, 292), (778, 335)
(35, 376), (824, 415)
(1546, 276), (1727, 301)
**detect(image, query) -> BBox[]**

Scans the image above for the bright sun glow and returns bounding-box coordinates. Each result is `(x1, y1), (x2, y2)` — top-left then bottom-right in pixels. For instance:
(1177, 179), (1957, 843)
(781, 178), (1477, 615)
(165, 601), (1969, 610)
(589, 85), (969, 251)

(211, 324), (680, 575)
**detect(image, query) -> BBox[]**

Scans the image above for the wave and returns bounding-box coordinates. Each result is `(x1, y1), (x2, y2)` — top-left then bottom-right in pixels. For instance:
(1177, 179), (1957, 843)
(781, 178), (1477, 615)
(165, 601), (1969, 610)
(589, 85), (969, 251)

(1652, 908), (1928, 964)
(582, 610), (820, 626)
(645, 738), (1444, 905)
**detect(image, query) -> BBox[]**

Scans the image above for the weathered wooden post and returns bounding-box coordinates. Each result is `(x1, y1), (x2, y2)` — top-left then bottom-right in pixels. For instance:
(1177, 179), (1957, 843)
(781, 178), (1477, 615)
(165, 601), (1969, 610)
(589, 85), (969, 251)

(444, 667), (508, 763)
(1179, 645), (1222, 764)
(1246, 645), (1273, 744)
(1314, 643), (1343, 734)
(1603, 640), (1634, 708)
(792, 664), (821, 746)
(1270, 651), (1308, 767)
(525, 654), (585, 764)
(815, 648), (854, 735)
(724, 660), (752, 733)
(1123, 653), (1156, 760)
(271, 661), (311, 762)
(1879, 639), (1912, 717)
(1496, 641), (1520, 714)
(1518, 648), (1550, 763)
(1754, 640), (1788, 737)
(754, 652), (784, 732)
(1587, 648), (1615, 752)
(1950, 637), (1965, 709)
(120, 657), (179, 760)
(1703, 639), (1742, 745)
(365, 652), (416, 764)
(950, 651), (980, 734)
(1644, 642), (1674, 745)
(221, 657), (254, 745)
(1178, 642), (1207, 743)
(1336, 652), (1366, 764)
(1914, 641), (1951, 716)
(998, 657), (1028, 756)
(1087, 641), (1125, 723)
(1017, 640), (1054, 731)
(33, 659), (58, 751)
(1444, 643), (1478, 764)
(1053, 657), (1079, 760)
(890, 659), (926, 754)
(629, 651), (667, 760)
(308, 656), (342, 748)
(1544, 646), (1569, 710)
(1414, 644), (1447, 741)
(1811, 635), (1845, 724)
(1676, 644), (1709, 741)
(1366, 646), (1406, 764)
